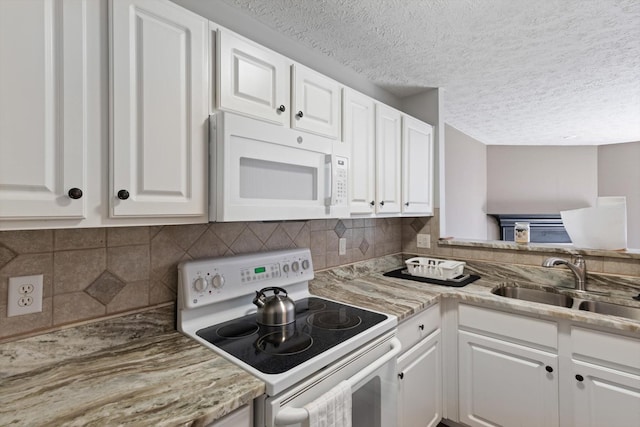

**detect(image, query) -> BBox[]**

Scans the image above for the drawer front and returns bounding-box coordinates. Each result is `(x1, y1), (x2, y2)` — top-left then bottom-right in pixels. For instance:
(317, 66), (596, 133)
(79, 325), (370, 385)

(572, 326), (640, 371)
(398, 303), (440, 352)
(458, 304), (558, 350)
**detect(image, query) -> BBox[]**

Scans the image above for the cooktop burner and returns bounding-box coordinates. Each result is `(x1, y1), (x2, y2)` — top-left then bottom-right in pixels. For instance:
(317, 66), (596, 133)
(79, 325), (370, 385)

(196, 297), (387, 374)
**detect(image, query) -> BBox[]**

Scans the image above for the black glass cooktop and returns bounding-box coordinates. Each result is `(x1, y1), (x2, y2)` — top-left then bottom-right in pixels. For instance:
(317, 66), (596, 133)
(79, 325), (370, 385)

(196, 297), (387, 374)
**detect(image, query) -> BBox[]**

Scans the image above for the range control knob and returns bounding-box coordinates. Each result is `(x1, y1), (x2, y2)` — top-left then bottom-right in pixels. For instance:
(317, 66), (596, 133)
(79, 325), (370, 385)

(301, 259), (310, 270)
(282, 264), (290, 273)
(211, 274), (225, 289)
(292, 261), (300, 272)
(193, 277), (207, 292)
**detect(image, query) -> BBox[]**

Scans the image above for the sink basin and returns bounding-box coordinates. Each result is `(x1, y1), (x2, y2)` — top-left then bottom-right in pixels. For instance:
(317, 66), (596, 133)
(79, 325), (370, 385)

(492, 286), (574, 308)
(578, 300), (640, 321)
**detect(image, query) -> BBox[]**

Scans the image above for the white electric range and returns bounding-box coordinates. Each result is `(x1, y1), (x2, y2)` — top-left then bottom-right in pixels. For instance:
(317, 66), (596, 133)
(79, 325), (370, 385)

(177, 248), (400, 427)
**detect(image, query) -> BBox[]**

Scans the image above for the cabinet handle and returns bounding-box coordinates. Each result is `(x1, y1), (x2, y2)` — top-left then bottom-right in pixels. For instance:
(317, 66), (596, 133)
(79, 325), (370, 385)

(575, 374), (584, 382)
(545, 366), (553, 373)
(277, 105), (286, 113)
(398, 372), (404, 380)
(418, 324), (424, 330)
(405, 202), (409, 206)
(380, 201), (385, 206)
(67, 188), (83, 199)
(296, 111), (304, 118)
(370, 200), (375, 206)
(117, 189), (130, 200)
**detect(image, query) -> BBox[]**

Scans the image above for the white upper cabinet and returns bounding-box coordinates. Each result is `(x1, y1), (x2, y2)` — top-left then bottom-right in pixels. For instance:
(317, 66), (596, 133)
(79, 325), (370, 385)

(0, 0), (87, 220)
(343, 90), (376, 214)
(291, 64), (342, 139)
(375, 104), (402, 214)
(110, 0), (208, 218)
(217, 30), (290, 127)
(217, 30), (342, 139)
(402, 116), (434, 215)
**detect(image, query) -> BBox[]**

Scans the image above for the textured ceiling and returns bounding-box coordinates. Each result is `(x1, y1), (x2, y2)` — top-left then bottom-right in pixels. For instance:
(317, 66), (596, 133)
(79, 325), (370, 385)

(219, 0), (640, 145)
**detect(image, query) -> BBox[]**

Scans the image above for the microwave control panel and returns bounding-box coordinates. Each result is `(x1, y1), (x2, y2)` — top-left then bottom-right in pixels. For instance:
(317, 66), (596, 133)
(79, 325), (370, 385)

(327, 155), (348, 206)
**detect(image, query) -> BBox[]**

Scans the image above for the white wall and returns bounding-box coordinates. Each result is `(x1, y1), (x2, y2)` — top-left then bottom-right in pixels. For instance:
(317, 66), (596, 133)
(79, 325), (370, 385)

(487, 146), (598, 214)
(598, 141), (640, 248)
(444, 125), (489, 240)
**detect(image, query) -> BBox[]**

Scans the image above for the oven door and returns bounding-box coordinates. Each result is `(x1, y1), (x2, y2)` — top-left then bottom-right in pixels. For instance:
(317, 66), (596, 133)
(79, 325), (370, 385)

(256, 332), (401, 427)
(211, 112), (350, 222)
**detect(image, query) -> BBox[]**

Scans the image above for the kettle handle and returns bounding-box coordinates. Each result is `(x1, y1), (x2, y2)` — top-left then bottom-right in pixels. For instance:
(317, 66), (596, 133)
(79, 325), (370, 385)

(256, 286), (288, 296)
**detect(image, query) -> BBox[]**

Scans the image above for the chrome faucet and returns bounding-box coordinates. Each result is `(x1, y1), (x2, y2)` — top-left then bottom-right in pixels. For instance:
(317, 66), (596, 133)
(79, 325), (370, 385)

(542, 255), (587, 291)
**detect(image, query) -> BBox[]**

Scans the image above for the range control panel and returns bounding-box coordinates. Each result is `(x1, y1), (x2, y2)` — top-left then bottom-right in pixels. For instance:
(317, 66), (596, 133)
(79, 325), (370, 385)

(178, 248), (313, 309)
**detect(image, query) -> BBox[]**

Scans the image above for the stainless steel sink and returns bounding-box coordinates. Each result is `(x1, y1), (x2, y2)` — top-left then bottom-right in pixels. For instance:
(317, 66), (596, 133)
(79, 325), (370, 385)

(578, 300), (640, 321)
(492, 286), (574, 308)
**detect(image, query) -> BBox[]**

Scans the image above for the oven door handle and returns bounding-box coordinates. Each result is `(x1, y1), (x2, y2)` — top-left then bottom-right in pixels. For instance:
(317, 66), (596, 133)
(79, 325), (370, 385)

(274, 337), (401, 426)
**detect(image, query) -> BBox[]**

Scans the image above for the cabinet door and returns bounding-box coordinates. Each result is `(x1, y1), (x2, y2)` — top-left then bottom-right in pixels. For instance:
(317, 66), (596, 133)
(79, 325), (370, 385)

(375, 104), (402, 214)
(402, 116), (433, 215)
(110, 0), (208, 218)
(572, 360), (640, 427)
(398, 331), (442, 427)
(217, 29), (290, 126)
(343, 90), (375, 214)
(0, 0), (87, 220)
(458, 330), (559, 427)
(291, 64), (341, 138)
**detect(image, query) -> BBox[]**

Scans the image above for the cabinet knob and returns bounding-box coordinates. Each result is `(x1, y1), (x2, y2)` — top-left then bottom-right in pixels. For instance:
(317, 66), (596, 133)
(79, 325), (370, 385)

(380, 201), (385, 206)
(545, 366), (553, 373)
(405, 202), (410, 207)
(296, 111), (304, 118)
(418, 324), (425, 330)
(398, 372), (404, 380)
(370, 200), (375, 206)
(67, 188), (83, 199)
(575, 374), (584, 382)
(277, 105), (286, 113)
(117, 189), (130, 200)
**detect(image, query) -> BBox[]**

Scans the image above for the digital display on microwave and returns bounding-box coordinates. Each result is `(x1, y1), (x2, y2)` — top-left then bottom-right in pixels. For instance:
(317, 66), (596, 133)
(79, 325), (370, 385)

(254, 267), (266, 274)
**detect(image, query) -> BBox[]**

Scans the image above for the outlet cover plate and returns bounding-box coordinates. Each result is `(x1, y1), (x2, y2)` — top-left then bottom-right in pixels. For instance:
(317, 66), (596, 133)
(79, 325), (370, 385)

(7, 274), (43, 317)
(417, 234), (431, 249)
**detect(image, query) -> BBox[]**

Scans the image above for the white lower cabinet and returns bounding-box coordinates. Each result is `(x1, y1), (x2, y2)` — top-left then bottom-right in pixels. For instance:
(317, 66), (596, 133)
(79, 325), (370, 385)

(458, 331), (559, 427)
(207, 404), (251, 427)
(397, 304), (442, 427)
(570, 326), (640, 427)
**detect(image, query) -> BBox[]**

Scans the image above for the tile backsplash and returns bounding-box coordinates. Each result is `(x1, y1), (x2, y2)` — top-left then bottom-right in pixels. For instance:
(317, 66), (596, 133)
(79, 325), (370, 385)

(2, 210), (639, 342)
(0, 218), (402, 341)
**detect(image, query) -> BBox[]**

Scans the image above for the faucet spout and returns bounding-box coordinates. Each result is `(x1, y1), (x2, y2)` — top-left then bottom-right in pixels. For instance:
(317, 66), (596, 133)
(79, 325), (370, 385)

(542, 255), (587, 291)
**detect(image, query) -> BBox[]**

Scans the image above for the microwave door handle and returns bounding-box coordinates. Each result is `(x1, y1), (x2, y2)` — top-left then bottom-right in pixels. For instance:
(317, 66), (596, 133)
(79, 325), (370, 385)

(325, 154), (333, 207)
(274, 337), (401, 426)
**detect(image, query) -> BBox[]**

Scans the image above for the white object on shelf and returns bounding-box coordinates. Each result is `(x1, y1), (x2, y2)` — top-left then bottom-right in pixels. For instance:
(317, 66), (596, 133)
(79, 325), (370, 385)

(561, 196), (627, 250)
(404, 257), (465, 280)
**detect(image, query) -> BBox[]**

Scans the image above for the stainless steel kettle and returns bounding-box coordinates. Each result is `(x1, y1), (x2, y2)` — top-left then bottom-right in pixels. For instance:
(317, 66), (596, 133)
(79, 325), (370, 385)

(253, 287), (295, 326)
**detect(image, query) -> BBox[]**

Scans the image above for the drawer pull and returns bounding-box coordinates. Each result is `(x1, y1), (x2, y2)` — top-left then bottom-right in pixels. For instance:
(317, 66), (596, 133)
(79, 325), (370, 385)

(398, 372), (404, 380)
(545, 366), (553, 373)
(575, 374), (584, 382)
(418, 324), (425, 330)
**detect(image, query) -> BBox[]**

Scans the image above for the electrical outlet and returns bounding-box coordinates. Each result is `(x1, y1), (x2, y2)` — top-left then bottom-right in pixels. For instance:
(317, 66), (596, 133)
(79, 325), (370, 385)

(7, 274), (43, 317)
(339, 238), (347, 255)
(417, 234), (431, 249)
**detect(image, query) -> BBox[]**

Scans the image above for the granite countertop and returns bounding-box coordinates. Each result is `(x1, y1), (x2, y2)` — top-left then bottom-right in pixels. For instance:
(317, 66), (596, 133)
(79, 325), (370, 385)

(1, 255), (638, 426)
(0, 306), (265, 427)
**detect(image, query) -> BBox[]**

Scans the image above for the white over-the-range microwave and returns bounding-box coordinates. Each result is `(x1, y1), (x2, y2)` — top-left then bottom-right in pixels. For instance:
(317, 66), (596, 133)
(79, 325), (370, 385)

(209, 111), (350, 221)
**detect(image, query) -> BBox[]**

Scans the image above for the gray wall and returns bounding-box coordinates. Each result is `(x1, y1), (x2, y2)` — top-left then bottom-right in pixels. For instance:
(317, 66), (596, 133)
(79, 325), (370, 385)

(598, 141), (640, 248)
(487, 146), (598, 214)
(444, 125), (490, 240)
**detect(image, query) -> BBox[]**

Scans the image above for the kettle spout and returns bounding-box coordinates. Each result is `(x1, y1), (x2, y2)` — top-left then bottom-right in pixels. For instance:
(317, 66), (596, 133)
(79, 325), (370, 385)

(253, 291), (265, 308)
